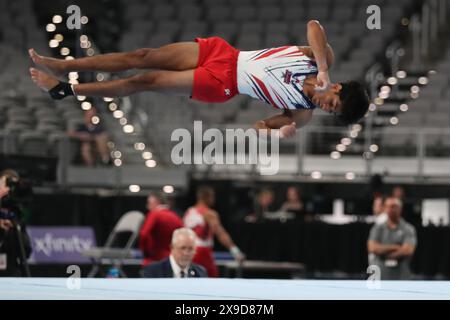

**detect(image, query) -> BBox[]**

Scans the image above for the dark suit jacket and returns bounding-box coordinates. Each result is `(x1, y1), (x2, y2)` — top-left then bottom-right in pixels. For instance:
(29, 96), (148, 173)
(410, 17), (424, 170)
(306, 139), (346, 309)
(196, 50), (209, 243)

(141, 258), (208, 278)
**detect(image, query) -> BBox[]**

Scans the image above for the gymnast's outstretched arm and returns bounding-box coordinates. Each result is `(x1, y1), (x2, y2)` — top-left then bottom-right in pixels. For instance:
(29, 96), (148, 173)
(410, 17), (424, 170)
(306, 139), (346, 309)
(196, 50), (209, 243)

(253, 109), (313, 139)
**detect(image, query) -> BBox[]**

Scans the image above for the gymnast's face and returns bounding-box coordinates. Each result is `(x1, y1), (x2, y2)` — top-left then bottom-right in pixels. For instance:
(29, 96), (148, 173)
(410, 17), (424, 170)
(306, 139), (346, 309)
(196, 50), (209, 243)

(204, 192), (215, 207)
(312, 83), (343, 115)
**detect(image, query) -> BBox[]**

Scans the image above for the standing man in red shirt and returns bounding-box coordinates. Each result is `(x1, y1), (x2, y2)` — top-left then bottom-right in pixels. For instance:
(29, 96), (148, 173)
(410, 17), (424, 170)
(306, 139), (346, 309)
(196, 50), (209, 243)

(139, 192), (183, 266)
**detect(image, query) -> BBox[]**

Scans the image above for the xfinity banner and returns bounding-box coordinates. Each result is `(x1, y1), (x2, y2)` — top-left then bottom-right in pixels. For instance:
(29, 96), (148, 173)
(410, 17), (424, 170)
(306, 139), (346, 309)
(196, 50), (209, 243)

(27, 227), (97, 264)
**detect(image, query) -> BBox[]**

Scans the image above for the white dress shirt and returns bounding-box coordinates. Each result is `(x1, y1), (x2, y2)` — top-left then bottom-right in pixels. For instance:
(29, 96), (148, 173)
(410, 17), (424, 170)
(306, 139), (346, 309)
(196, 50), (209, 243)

(169, 255), (190, 278)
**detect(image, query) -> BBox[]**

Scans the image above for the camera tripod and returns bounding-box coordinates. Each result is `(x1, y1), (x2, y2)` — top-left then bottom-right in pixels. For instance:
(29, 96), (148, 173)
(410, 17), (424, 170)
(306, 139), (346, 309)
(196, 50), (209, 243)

(13, 221), (31, 277)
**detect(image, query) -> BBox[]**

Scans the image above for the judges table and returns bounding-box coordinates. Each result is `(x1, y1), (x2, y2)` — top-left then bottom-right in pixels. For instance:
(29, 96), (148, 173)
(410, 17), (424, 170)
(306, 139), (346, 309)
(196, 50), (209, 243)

(228, 219), (450, 278)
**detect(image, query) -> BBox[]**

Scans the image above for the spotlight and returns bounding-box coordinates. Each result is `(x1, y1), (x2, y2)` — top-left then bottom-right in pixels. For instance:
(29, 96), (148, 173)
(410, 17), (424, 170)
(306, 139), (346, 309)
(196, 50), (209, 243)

(129, 185), (141, 193)
(109, 103), (118, 111)
(418, 77), (428, 85)
(134, 142), (146, 151)
(142, 152), (153, 160)
(387, 77), (398, 85)
(369, 144), (379, 152)
(81, 101), (92, 110)
(52, 15), (63, 24)
(46, 24), (56, 32)
(336, 144), (346, 152)
(123, 125), (134, 133)
(145, 160), (157, 168)
(91, 116), (100, 124)
(396, 71), (407, 79)
(113, 110), (124, 118)
(311, 171), (322, 179)
(60, 47), (70, 56)
(163, 185), (174, 194)
(330, 151), (341, 160)
(68, 72), (79, 80)
(341, 138), (352, 146)
(54, 34), (64, 42)
(390, 117), (399, 125)
(374, 97), (384, 105)
(49, 39), (59, 48)
(410, 85), (420, 93)
(345, 172), (356, 180)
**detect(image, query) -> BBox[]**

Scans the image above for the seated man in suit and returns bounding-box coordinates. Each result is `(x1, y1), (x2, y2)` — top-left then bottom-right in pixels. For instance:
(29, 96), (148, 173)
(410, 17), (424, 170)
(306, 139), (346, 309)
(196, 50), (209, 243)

(141, 227), (207, 278)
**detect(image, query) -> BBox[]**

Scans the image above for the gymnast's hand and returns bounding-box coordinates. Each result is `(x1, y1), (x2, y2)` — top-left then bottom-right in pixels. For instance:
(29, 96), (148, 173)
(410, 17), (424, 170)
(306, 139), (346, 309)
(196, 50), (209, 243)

(235, 251), (246, 264)
(230, 246), (246, 264)
(315, 70), (331, 92)
(279, 122), (297, 139)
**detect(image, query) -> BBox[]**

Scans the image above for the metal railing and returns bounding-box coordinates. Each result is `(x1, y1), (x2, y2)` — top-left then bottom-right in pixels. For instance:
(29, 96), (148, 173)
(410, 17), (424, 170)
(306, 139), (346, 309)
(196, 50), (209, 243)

(2, 123), (450, 185)
(185, 123), (450, 181)
(298, 125), (450, 178)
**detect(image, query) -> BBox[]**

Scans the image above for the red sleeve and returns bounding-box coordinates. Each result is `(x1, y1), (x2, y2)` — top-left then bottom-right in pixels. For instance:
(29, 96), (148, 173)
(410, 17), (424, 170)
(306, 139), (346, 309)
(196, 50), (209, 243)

(139, 211), (157, 254)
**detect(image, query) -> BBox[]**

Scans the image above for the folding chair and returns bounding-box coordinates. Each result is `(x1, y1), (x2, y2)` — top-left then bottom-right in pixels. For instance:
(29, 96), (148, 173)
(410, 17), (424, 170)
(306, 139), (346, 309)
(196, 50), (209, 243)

(83, 211), (145, 278)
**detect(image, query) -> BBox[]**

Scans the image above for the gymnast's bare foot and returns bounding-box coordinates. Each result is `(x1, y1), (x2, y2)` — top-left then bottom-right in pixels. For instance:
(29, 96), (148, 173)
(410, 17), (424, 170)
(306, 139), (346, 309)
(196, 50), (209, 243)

(28, 48), (66, 78)
(29, 68), (59, 92)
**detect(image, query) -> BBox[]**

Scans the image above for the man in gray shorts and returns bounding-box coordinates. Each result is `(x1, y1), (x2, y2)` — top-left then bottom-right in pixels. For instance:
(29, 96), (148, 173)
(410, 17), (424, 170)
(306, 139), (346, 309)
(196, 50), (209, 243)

(367, 197), (417, 280)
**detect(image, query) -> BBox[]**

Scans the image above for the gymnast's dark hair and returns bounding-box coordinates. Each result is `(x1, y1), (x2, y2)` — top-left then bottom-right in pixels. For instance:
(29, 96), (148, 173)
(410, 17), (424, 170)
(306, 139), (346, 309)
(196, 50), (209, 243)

(337, 81), (370, 125)
(196, 185), (214, 201)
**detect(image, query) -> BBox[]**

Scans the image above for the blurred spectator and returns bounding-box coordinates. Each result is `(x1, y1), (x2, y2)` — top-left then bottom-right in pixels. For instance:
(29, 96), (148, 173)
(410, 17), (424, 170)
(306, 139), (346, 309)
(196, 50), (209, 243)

(184, 186), (245, 277)
(372, 194), (388, 225)
(245, 187), (275, 222)
(369, 174), (384, 197)
(279, 186), (304, 218)
(392, 186), (405, 201)
(139, 192), (183, 267)
(367, 197), (417, 280)
(141, 228), (207, 278)
(391, 185), (420, 226)
(0, 169), (32, 277)
(68, 107), (111, 166)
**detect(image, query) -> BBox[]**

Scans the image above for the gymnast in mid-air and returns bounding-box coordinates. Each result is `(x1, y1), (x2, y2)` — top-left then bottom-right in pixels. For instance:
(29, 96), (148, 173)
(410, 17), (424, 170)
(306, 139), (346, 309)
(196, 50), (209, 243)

(29, 20), (369, 139)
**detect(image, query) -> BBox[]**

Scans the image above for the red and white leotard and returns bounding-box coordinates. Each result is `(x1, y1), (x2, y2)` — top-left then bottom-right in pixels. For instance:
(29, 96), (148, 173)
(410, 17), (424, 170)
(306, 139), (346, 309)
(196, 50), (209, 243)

(183, 205), (218, 277)
(237, 46), (319, 110)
